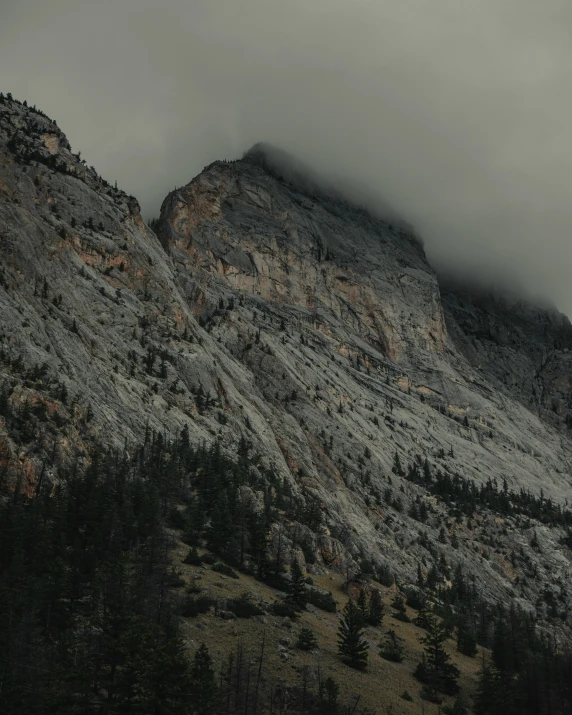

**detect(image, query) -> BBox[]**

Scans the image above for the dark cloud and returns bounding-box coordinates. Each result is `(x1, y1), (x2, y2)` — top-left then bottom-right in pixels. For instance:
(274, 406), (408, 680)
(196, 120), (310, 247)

(2, 0), (572, 315)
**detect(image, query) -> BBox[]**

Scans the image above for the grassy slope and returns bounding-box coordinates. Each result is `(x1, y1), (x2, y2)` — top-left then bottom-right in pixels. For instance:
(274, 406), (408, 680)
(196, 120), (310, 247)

(172, 541), (483, 714)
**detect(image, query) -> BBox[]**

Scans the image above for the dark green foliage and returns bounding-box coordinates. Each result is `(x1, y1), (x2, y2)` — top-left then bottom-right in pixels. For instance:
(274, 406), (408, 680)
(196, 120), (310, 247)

(227, 593), (265, 618)
(296, 627), (318, 650)
(457, 620), (478, 657)
(404, 457), (572, 527)
(392, 451), (404, 476)
(200, 552), (217, 565)
(181, 595), (216, 618)
(189, 643), (218, 715)
(306, 587), (337, 612)
(391, 592), (410, 622)
(337, 598), (369, 670)
(379, 629), (405, 662)
(183, 546), (203, 565)
(271, 600), (300, 619)
(169, 505), (187, 529)
(366, 588), (384, 626)
(0, 438), (196, 713)
(413, 603), (433, 630)
(357, 588), (368, 625)
(414, 613), (460, 697)
(401, 690), (414, 702)
(443, 695), (469, 714)
(377, 563), (394, 587)
(166, 566), (186, 588)
(212, 561), (240, 579)
(319, 677), (340, 712)
(286, 560), (308, 610)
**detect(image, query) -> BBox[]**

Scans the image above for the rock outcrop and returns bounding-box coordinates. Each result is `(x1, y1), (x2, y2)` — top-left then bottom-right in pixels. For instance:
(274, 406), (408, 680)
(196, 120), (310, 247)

(1, 94), (572, 630)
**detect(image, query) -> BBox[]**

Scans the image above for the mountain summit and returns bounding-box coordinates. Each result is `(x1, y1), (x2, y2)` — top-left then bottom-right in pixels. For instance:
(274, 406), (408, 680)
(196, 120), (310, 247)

(1, 94), (572, 711)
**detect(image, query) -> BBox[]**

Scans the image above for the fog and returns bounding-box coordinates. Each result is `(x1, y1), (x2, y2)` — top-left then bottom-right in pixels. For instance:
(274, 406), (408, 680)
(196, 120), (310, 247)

(2, 0), (572, 315)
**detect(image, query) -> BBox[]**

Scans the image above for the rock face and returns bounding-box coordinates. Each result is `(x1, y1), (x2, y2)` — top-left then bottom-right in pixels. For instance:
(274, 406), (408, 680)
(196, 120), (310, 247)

(1, 95), (572, 628)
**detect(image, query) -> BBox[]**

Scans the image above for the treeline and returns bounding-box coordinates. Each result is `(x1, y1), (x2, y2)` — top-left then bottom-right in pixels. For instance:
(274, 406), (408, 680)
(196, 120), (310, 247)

(403, 456), (572, 527)
(0, 435), (194, 713)
(0, 428), (336, 714)
(414, 559), (572, 713)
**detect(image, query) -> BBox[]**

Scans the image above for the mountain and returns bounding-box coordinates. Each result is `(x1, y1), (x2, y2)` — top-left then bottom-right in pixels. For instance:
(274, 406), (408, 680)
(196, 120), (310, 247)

(2, 93), (572, 713)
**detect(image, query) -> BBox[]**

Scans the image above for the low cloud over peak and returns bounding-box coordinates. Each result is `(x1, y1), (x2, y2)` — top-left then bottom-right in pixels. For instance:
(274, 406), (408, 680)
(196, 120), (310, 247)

(2, 0), (572, 315)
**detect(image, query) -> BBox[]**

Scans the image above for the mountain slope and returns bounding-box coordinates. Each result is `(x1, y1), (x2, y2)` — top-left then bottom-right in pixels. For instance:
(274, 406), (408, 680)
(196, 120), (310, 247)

(1, 93), (572, 633)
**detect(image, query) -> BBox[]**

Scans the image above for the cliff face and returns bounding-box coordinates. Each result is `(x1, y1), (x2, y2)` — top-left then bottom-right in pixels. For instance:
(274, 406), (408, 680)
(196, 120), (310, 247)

(2, 95), (572, 624)
(158, 155), (446, 363)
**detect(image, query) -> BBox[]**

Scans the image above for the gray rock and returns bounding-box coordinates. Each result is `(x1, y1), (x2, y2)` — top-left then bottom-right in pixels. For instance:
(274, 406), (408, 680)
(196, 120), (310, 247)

(1, 96), (572, 636)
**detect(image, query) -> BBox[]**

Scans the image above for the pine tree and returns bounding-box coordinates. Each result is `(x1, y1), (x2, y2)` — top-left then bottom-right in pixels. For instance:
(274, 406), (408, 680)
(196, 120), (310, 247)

(367, 589), (384, 627)
(379, 629), (404, 662)
(443, 695), (469, 715)
(457, 618), (477, 657)
(413, 602), (433, 630)
(296, 627), (318, 651)
(286, 559), (307, 610)
(474, 657), (500, 715)
(319, 677), (340, 712)
(189, 643), (218, 715)
(337, 598), (369, 670)
(414, 613), (460, 697)
(392, 451), (404, 476)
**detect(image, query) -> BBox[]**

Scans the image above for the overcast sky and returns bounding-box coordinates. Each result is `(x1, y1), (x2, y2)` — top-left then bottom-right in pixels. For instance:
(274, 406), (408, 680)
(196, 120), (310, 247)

(2, 0), (572, 316)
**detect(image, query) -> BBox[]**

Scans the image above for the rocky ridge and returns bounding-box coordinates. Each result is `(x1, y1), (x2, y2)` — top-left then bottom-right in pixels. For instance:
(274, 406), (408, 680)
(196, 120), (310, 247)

(1, 94), (572, 632)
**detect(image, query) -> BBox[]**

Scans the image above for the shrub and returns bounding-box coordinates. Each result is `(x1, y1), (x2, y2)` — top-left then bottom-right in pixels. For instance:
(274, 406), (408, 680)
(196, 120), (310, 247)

(391, 593), (410, 621)
(168, 507), (186, 530)
(443, 696), (468, 714)
(183, 547), (203, 566)
(271, 600), (300, 619)
(187, 578), (202, 594)
(212, 562), (239, 579)
(377, 564), (394, 587)
(181, 595), (215, 618)
(403, 585), (427, 611)
(165, 567), (185, 588)
(296, 627), (318, 651)
(393, 611), (411, 622)
(307, 588), (337, 613)
(227, 594), (265, 618)
(380, 630), (404, 662)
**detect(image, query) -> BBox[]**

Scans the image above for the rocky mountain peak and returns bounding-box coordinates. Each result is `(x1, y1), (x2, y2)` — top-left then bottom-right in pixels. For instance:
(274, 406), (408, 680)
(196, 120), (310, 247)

(1, 96), (572, 641)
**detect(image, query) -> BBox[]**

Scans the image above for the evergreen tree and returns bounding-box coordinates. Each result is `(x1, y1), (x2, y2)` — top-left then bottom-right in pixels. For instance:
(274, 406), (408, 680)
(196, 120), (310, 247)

(457, 618), (478, 657)
(379, 629), (404, 662)
(319, 677), (340, 713)
(414, 613), (460, 697)
(286, 559), (308, 610)
(189, 643), (218, 715)
(443, 695), (469, 715)
(392, 451), (404, 476)
(337, 598), (369, 670)
(367, 589), (384, 627)
(296, 627), (318, 651)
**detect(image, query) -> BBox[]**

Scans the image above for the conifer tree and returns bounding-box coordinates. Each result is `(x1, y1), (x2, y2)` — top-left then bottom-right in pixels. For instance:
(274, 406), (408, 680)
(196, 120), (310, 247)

(414, 613), (460, 697)
(189, 643), (218, 715)
(286, 559), (308, 610)
(337, 598), (369, 670)
(379, 629), (404, 662)
(296, 627), (318, 651)
(367, 588), (384, 627)
(457, 617), (478, 657)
